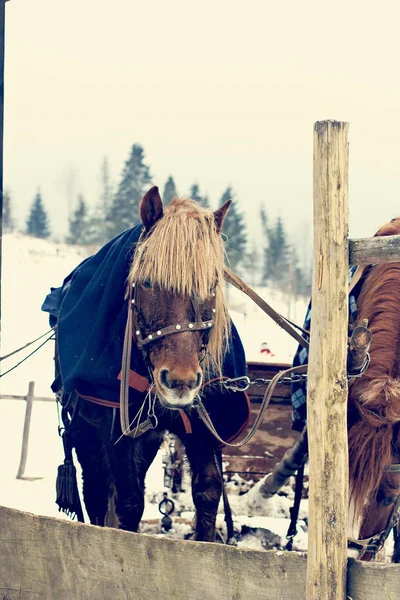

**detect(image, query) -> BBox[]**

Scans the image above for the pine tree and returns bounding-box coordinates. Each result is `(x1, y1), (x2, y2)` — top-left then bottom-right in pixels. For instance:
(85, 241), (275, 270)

(243, 244), (262, 286)
(26, 190), (51, 238)
(106, 144), (152, 238)
(99, 156), (113, 217)
(219, 186), (247, 273)
(84, 156), (115, 246)
(163, 176), (178, 205)
(260, 204), (268, 239)
(3, 189), (15, 232)
(264, 216), (290, 287)
(190, 183), (209, 208)
(260, 203), (269, 284)
(66, 195), (89, 245)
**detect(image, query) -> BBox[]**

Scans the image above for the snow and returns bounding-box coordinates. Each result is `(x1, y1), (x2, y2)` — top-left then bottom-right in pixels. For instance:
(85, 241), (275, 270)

(0, 232), (307, 551)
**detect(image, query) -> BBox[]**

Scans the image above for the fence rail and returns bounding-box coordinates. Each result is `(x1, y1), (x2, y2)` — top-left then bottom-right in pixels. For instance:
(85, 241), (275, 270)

(0, 381), (55, 479)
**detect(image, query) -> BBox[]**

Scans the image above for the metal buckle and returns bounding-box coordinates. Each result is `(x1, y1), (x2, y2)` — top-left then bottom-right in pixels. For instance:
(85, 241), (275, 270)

(223, 376), (251, 392)
(348, 353), (371, 379)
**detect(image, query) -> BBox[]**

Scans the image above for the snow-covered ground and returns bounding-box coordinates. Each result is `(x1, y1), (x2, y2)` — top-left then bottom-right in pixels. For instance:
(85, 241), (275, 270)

(0, 232), (310, 550)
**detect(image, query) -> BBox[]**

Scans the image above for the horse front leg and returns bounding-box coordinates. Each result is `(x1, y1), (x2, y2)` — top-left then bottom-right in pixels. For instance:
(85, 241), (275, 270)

(114, 430), (164, 532)
(185, 440), (222, 542)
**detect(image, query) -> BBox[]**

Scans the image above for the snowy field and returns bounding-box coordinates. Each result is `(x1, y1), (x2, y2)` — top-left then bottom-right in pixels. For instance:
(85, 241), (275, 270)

(0, 232), (311, 550)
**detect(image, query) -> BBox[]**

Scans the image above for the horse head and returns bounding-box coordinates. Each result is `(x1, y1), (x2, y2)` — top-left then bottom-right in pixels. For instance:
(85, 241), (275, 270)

(128, 186), (231, 410)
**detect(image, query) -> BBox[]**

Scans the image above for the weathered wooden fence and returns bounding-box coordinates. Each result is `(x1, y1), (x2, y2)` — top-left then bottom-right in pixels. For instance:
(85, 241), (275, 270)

(0, 381), (55, 479)
(0, 506), (399, 600)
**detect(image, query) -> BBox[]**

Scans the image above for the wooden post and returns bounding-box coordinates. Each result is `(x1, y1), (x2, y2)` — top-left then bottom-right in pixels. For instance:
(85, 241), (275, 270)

(306, 121), (349, 599)
(16, 381), (35, 479)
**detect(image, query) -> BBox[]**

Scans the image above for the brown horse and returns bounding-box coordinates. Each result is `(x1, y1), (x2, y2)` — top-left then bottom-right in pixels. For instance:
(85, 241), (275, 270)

(255, 217), (400, 560)
(347, 217), (400, 560)
(51, 187), (249, 542)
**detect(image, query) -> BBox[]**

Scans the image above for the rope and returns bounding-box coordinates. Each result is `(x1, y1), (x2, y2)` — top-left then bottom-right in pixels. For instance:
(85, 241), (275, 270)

(0, 328), (55, 361)
(0, 333), (55, 378)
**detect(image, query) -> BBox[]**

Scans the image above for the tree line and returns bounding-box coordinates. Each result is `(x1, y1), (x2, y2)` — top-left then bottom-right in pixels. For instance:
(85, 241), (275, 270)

(3, 143), (311, 296)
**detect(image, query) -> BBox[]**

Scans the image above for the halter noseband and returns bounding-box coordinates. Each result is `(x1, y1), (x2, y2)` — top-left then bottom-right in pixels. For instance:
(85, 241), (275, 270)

(130, 281), (216, 351)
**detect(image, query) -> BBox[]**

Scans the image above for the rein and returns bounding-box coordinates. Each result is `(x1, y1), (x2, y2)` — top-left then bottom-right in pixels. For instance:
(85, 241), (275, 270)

(223, 267), (310, 351)
(194, 365), (308, 448)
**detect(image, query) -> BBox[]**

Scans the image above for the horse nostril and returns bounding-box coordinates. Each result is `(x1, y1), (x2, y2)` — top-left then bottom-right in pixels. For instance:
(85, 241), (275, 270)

(195, 372), (202, 389)
(160, 369), (172, 389)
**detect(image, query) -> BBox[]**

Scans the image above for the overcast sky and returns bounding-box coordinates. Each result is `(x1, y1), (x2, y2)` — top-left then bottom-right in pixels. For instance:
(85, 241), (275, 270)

(4, 0), (400, 245)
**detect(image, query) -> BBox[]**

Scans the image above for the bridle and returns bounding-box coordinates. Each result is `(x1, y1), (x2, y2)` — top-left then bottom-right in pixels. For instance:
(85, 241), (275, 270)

(119, 278), (217, 438)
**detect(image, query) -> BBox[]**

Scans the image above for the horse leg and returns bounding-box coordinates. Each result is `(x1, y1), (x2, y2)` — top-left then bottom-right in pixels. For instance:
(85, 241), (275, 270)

(73, 418), (110, 526)
(113, 430), (164, 532)
(185, 438), (223, 542)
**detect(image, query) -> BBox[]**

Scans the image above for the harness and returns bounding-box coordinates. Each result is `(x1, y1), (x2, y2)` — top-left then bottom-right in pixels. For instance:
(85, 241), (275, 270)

(119, 280), (216, 438)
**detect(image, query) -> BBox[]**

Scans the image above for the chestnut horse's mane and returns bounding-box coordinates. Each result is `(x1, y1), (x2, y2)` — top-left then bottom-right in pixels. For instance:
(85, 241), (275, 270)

(128, 197), (230, 376)
(349, 217), (400, 519)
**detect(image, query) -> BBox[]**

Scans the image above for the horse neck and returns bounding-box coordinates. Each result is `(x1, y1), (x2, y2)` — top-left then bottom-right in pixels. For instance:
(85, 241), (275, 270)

(348, 262), (400, 522)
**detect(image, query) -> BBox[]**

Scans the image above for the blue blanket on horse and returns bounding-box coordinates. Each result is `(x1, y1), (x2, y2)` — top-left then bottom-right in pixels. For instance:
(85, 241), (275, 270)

(42, 226), (249, 442)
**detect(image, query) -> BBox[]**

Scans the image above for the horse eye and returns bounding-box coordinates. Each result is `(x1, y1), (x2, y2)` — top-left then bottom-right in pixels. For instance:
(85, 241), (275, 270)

(142, 279), (152, 289)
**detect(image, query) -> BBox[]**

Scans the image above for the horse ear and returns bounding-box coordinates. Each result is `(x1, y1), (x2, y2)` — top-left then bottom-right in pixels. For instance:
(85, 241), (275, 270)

(213, 200), (232, 233)
(140, 186), (163, 231)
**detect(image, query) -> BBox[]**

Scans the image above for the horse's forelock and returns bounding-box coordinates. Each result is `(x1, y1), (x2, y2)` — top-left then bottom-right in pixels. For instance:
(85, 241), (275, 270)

(128, 198), (230, 376)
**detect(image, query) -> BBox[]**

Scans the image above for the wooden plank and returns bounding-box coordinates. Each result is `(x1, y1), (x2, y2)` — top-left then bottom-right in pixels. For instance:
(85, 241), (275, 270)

(347, 559), (400, 599)
(307, 120), (349, 599)
(0, 507), (399, 600)
(222, 404), (299, 478)
(349, 234), (400, 265)
(0, 394), (55, 402)
(0, 506), (307, 600)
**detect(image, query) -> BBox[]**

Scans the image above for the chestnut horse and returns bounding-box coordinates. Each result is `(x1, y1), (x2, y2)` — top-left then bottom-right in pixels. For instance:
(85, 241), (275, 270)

(256, 217), (400, 560)
(49, 187), (248, 542)
(347, 217), (400, 560)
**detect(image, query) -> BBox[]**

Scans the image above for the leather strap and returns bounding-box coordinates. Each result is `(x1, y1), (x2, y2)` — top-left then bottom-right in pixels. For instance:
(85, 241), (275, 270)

(117, 369), (150, 393)
(179, 410), (192, 434)
(120, 284), (140, 437)
(224, 267), (310, 351)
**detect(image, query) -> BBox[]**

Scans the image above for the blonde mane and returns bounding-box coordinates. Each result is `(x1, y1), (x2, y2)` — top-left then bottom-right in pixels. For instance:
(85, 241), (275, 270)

(128, 198), (230, 375)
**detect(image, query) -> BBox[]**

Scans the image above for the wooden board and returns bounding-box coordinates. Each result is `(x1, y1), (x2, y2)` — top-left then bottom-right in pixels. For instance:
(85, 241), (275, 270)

(0, 507), (399, 600)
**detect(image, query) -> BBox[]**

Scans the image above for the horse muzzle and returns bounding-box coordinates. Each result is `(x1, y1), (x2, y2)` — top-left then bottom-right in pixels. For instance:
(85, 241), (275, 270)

(155, 368), (202, 409)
